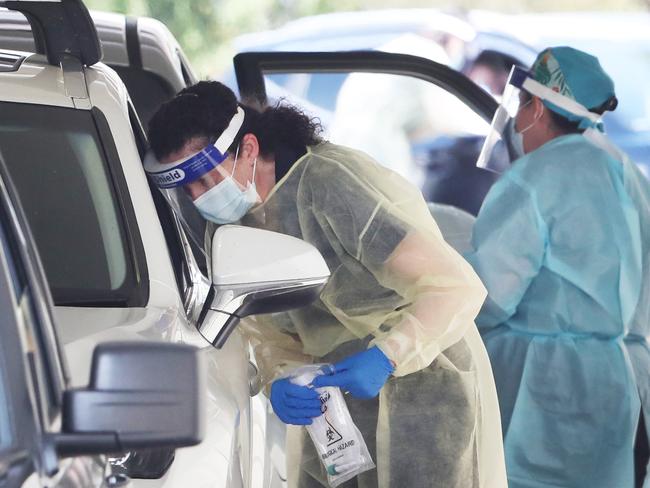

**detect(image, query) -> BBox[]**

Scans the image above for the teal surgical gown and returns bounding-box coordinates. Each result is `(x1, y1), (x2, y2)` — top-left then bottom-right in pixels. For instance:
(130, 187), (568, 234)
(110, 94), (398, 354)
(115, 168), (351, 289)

(466, 134), (649, 488)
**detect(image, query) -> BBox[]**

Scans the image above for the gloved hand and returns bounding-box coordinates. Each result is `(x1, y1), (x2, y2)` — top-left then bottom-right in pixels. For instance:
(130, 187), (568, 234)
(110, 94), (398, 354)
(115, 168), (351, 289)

(312, 346), (394, 399)
(270, 378), (323, 425)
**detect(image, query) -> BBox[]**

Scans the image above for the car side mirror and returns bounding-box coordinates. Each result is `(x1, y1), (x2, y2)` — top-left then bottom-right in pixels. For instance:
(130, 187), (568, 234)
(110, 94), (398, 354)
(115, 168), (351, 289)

(198, 225), (330, 348)
(54, 342), (205, 457)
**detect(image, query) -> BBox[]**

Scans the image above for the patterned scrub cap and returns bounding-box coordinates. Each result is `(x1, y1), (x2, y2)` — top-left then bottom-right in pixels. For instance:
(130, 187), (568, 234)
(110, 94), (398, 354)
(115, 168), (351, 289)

(530, 46), (616, 129)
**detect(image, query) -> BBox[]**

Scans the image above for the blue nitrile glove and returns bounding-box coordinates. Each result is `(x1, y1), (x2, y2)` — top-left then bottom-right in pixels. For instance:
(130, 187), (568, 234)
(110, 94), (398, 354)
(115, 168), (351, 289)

(270, 378), (323, 425)
(312, 346), (394, 399)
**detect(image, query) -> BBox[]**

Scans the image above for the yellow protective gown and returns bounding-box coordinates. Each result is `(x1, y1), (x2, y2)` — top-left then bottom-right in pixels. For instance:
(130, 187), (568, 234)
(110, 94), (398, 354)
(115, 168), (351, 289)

(213, 142), (506, 487)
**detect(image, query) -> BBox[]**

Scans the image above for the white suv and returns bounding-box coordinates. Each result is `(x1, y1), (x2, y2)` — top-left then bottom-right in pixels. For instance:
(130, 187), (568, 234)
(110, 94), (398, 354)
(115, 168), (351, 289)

(0, 1), (329, 487)
(0, 147), (204, 488)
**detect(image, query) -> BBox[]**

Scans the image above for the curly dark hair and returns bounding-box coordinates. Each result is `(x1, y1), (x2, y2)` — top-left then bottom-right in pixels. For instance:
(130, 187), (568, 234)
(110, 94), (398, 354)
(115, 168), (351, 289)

(148, 81), (323, 171)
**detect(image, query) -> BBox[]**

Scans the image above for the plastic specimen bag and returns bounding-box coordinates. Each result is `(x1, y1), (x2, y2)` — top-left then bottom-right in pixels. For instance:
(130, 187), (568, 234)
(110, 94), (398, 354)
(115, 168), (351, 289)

(290, 364), (375, 487)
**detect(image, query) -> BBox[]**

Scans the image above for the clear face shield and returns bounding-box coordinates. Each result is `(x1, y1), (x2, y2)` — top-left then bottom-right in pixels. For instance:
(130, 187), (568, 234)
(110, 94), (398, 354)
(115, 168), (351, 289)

(476, 66), (609, 174)
(143, 106), (253, 261)
(476, 66), (531, 174)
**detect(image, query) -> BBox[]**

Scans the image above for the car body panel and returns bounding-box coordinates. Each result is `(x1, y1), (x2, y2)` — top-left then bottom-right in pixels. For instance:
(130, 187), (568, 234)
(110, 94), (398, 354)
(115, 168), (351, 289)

(0, 9), (194, 93)
(0, 53), (73, 108)
(233, 9), (475, 53)
(54, 306), (248, 488)
(0, 52), (254, 487)
(89, 11), (195, 91)
(42, 457), (109, 488)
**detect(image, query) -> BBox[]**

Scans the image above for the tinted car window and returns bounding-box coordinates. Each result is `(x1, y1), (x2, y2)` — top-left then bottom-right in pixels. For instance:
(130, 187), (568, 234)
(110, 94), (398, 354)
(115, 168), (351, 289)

(0, 342), (13, 451)
(0, 219), (21, 451)
(0, 202), (54, 483)
(0, 211), (25, 298)
(0, 102), (143, 306)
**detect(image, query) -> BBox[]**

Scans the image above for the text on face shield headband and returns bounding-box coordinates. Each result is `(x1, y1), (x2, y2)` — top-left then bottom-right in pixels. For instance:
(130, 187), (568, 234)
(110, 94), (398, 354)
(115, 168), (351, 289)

(147, 144), (228, 189)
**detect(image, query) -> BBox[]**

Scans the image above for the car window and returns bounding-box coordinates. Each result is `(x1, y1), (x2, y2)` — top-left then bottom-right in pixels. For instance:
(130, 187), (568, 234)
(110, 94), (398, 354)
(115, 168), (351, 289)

(0, 189), (61, 483)
(127, 101), (208, 285)
(0, 341), (13, 452)
(0, 314), (36, 487)
(0, 209), (25, 448)
(0, 216), (28, 452)
(239, 51), (502, 212)
(267, 72), (349, 112)
(0, 209), (25, 299)
(265, 71), (491, 213)
(0, 174), (64, 417)
(0, 102), (146, 307)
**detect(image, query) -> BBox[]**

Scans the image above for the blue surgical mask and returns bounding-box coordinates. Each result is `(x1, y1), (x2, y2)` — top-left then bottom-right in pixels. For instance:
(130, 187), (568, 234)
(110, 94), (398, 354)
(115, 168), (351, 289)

(507, 118), (525, 161)
(193, 146), (259, 224)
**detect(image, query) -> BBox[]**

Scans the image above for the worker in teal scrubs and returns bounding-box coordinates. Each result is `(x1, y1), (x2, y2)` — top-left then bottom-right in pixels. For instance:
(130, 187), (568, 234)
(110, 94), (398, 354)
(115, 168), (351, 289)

(466, 46), (650, 487)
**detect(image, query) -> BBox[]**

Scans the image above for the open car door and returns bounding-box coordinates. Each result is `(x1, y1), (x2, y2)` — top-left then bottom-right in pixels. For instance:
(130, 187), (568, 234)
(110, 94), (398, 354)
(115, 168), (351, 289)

(233, 50), (501, 216)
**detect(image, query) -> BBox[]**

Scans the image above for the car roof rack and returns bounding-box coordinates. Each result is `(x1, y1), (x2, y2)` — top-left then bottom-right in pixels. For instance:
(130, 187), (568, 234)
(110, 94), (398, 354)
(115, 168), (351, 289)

(0, 0), (102, 66)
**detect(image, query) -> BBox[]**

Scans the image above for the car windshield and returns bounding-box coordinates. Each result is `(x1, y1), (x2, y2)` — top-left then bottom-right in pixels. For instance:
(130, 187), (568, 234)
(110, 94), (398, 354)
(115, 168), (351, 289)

(0, 102), (143, 307)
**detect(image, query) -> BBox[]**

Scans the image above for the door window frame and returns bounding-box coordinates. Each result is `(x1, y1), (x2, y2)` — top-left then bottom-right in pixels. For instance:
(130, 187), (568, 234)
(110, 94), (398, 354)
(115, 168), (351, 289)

(0, 150), (70, 484)
(127, 100), (210, 322)
(0, 151), (67, 418)
(234, 50), (498, 123)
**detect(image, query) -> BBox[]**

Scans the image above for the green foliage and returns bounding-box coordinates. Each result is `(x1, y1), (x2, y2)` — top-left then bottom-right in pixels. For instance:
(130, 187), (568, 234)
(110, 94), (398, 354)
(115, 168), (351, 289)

(356, 0), (642, 9)
(146, 0), (220, 61)
(84, 0), (647, 78)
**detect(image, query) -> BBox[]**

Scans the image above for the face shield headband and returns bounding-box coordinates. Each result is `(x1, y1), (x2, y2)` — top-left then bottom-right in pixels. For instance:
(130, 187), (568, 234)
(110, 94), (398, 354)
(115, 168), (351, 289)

(509, 66), (605, 131)
(144, 106), (246, 189)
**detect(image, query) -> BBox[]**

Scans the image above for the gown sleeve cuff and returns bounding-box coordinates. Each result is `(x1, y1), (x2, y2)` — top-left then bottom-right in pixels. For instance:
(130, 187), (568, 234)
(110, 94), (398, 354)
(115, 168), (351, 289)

(371, 333), (442, 377)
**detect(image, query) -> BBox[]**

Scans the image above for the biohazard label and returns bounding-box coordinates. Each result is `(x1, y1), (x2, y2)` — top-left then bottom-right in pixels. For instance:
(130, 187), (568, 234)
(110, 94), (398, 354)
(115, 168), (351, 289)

(325, 417), (343, 446)
(319, 391), (330, 413)
(321, 438), (356, 461)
